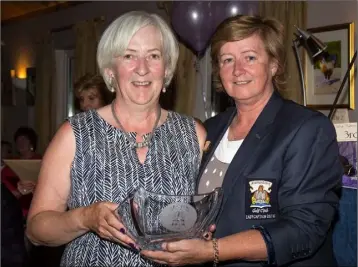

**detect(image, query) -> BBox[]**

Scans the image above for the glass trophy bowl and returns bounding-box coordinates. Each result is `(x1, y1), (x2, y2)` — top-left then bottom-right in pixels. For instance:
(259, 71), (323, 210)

(116, 187), (223, 250)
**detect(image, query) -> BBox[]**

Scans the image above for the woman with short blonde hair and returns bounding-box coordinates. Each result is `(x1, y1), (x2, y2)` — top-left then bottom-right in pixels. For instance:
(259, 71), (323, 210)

(142, 14), (341, 267)
(74, 73), (114, 111)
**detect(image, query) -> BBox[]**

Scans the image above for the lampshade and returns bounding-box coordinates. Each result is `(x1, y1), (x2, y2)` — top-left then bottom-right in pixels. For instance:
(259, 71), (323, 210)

(295, 26), (327, 60)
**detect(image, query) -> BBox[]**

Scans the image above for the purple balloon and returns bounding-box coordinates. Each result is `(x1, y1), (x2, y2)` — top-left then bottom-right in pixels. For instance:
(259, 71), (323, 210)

(171, 1), (217, 56)
(171, 1), (259, 55)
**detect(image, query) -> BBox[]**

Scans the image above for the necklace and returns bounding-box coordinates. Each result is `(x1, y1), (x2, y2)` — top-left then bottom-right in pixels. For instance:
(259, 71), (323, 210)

(111, 101), (161, 149)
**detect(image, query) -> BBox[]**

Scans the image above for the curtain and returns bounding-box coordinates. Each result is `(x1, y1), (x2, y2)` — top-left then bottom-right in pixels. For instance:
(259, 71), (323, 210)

(173, 45), (197, 116)
(259, 1), (307, 104)
(73, 19), (103, 82)
(34, 34), (57, 155)
(158, 1), (198, 116)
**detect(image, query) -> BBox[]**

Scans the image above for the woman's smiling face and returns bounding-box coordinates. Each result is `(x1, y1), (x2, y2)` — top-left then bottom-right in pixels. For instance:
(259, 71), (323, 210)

(218, 34), (277, 105)
(110, 25), (166, 107)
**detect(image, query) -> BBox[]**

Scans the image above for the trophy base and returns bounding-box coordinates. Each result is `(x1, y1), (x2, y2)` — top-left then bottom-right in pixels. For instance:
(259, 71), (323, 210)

(137, 236), (192, 251)
(139, 240), (163, 251)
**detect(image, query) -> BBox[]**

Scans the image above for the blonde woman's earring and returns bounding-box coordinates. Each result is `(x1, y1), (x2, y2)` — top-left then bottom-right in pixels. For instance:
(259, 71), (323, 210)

(109, 76), (116, 92)
(162, 87), (166, 93)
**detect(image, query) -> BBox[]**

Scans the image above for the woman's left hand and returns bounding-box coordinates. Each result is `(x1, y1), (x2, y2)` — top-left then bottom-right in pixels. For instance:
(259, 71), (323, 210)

(141, 238), (214, 266)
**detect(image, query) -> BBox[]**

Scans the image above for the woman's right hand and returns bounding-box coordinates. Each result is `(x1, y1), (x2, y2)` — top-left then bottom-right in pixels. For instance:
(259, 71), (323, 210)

(82, 201), (139, 250)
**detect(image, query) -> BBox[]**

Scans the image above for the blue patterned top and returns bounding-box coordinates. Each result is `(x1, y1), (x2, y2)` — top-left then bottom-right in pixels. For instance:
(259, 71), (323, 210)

(61, 110), (200, 267)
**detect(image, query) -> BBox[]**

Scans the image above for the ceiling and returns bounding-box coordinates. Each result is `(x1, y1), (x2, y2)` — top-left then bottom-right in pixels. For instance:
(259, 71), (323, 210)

(1, 1), (88, 25)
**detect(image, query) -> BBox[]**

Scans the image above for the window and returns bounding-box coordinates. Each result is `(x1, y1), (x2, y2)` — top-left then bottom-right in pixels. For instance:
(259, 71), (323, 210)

(67, 52), (75, 117)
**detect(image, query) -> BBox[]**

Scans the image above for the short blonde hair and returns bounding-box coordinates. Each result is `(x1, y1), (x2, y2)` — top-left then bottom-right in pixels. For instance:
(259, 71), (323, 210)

(74, 73), (106, 98)
(74, 73), (114, 110)
(211, 15), (286, 92)
(97, 10), (179, 89)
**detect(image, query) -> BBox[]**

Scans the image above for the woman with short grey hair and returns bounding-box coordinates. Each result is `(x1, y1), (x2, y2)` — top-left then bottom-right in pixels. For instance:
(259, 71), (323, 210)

(97, 11), (179, 90)
(26, 10), (206, 266)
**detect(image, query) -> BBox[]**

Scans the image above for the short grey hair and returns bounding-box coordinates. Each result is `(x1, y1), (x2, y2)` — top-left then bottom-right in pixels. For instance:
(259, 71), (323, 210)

(97, 10), (179, 89)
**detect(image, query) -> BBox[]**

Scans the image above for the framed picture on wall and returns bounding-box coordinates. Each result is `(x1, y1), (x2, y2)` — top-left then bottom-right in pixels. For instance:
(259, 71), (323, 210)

(304, 22), (355, 110)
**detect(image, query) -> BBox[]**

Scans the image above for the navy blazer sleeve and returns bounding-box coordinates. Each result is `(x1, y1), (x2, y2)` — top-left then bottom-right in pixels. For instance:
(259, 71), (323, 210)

(261, 114), (342, 266)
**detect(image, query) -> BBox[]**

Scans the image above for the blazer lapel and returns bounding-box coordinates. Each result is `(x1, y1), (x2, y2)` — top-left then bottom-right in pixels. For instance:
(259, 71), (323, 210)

(217, 91), (284, 216)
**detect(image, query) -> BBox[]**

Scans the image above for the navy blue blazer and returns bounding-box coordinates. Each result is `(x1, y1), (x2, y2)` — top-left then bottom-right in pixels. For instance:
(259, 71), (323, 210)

(199, 91), (342, 266)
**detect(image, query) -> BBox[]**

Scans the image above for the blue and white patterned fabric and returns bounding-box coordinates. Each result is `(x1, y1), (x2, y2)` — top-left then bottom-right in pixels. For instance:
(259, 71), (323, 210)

(60, 110), (201, 267)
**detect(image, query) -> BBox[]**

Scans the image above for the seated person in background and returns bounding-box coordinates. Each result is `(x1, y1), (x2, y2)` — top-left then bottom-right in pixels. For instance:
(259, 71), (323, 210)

(74, 73), (115, 112)
(1, 183), (28, 267)
(1, 127), (41, 217)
